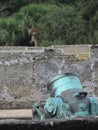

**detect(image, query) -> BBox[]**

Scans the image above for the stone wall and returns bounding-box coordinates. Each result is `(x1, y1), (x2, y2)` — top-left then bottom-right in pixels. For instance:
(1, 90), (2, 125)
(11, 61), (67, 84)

(0, 45), (98, 109)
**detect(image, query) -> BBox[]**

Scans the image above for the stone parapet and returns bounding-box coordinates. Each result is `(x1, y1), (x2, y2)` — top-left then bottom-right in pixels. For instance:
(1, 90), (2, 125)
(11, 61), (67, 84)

(54, 45), (91, 60)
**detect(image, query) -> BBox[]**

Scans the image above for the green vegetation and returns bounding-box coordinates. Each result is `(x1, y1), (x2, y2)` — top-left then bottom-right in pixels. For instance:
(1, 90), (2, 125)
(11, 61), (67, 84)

(0, 0), (98, 46)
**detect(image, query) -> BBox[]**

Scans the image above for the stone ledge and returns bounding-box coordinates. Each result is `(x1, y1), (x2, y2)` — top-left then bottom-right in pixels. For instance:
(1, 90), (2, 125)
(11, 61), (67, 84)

(0, 109), (32, 119)
(0, 46), (44, 52)
(0, 116), (98, 130)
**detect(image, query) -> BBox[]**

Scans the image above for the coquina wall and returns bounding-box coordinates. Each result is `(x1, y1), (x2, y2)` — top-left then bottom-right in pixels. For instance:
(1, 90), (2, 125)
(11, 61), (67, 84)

(0, 45), (98, 109)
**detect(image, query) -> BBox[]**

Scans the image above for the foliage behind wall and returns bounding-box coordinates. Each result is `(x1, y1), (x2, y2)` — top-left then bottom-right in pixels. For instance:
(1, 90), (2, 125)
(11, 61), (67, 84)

(0, 0), (98, 46)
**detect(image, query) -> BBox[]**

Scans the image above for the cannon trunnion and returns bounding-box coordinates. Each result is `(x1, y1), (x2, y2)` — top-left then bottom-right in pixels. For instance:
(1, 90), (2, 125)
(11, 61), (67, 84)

(32, 73), (98, 120)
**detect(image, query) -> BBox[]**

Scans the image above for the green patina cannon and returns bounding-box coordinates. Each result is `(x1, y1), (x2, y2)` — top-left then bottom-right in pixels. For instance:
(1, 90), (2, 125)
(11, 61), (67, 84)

(32, 73), (98, 120)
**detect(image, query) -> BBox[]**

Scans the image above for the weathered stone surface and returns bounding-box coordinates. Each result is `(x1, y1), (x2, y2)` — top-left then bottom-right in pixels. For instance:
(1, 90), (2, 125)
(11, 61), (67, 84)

(0, 45), (98, 109)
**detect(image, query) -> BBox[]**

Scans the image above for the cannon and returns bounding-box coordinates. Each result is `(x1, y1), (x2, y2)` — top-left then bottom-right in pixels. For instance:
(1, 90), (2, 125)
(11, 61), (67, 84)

(32, 73), (98, 120)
